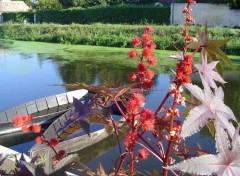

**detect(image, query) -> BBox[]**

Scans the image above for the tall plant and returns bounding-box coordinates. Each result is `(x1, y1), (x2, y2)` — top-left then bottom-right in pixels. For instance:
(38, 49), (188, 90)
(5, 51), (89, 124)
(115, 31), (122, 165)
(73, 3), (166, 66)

(8, 0), (239, 175)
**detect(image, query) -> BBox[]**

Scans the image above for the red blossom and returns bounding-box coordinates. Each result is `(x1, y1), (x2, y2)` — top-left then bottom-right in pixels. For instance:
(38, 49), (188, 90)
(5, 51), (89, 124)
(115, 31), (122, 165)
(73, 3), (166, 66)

(132, 92), (145, 106)
(183, 76), (191, 84)
(142, 47), (152, 58)
(128, 72), (137, 82)
(12, 115), (32, 127)
(137, 148), (149, 160)
(128, 49), (138, 59)
(131, 36), (142, 47)
(146, 69), (155, 79)
(22, 115), (32, 123)
(49, 138), (59, 147)
(143, 79), (154, 89)
(124, 131), (138, 147)
(185, 54), (193, 62)
(22, 125), (30, 133)
(57, 149), (66, 158)
(147, 56), (157, 66)
(148, 42), (157, 50)
(31, 124), (41, 133)
(137, 62), (147, 72)
(142, 34), (152, 46)
(140, 109), (155, 131)
(126, 99), (140, 113)
(35, 136), (44, 144)
(144, 25), (154, 35)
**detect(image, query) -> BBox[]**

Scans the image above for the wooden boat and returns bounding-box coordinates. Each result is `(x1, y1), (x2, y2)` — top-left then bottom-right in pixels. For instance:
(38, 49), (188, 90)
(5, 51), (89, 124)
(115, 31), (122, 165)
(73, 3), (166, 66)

(29, 106), (126, 175)
(0, 89), (88, 136)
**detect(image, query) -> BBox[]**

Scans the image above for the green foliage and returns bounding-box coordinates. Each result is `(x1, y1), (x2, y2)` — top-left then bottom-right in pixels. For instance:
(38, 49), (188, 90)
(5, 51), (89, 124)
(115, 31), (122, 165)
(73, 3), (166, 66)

(37, 0), (62, 10)
(0, 23), (239, 56)
(2, 12), (34, 23)
(229, 0), (240, 9)
(36, 5), (170, 24)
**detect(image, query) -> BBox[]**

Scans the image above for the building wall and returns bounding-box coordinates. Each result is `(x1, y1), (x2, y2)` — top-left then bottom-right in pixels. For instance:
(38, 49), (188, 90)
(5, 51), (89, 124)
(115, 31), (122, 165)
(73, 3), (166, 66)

(171, 3), (240, 27)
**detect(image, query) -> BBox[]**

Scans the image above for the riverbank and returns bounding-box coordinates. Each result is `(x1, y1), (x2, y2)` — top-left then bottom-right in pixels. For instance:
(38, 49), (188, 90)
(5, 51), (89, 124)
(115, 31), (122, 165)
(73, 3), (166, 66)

(0, 23), (239, 55)
(1, 40), (240, 73)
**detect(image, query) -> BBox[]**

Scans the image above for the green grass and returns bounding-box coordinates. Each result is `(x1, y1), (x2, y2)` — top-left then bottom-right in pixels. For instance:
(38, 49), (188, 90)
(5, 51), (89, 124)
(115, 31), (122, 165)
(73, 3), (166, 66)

(2, 40), (240, 73)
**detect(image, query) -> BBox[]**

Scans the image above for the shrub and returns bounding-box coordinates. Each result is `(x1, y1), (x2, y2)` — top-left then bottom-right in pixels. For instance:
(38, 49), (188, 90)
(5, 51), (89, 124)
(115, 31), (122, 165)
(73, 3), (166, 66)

(36, 5), (170, 25)
(0, 23), (239, 55)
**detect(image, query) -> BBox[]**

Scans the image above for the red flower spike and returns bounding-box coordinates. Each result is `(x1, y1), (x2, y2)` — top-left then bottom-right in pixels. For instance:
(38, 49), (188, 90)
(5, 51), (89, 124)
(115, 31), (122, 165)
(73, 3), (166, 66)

(49, 138), (59, 147)
(131, 36), (142, 47)
(128, 49), (138, 59)
(137, 148), (149, 160)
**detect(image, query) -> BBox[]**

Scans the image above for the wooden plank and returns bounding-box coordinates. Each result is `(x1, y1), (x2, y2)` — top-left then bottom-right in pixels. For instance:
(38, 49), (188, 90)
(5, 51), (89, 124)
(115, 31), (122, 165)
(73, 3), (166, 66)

(36, 98), (48, 116)
(5, 108), (17, 122)
(46, 95), (59, 114)
(15, 104), (28, 116)
(0, 112), (8, 123)
(26, 101), (38, 117)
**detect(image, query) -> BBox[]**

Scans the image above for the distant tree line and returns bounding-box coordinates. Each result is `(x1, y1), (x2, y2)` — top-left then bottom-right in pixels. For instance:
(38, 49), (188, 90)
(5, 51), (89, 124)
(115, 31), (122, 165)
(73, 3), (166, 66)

(16, 0), (239, 10)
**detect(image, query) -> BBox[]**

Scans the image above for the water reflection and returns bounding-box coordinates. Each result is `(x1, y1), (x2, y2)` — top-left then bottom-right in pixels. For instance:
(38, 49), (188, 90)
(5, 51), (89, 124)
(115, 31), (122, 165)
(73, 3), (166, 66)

(1, 41), (240, 174)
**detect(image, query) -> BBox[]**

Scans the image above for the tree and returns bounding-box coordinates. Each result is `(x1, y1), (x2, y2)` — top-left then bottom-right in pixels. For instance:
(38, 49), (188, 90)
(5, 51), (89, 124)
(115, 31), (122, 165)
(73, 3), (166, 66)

(36, 0), (62, 10)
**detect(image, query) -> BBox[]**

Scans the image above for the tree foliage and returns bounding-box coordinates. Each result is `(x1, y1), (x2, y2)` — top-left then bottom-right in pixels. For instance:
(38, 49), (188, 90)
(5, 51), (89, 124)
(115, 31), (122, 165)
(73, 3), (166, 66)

(36, 0), (62, 10)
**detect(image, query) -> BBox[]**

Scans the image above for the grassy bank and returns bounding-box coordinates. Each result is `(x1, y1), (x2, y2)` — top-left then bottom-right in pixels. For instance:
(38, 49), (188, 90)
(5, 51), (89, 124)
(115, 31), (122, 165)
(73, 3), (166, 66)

(2, 40), (240, 73)
(0, 23), (239, 56)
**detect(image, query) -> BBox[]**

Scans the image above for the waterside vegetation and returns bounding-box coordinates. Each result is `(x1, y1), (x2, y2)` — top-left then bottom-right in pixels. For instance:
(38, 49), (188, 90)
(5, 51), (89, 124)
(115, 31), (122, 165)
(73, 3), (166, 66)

(0, 23), (240, 56)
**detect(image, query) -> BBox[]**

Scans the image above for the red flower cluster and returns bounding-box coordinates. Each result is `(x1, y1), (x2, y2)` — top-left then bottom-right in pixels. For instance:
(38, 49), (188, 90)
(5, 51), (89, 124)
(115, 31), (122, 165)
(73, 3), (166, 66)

(175, 54), (193, 84)
(12, 114), (42, 134)
(127, 26), (157, 90)
(12, 115), (32, 127)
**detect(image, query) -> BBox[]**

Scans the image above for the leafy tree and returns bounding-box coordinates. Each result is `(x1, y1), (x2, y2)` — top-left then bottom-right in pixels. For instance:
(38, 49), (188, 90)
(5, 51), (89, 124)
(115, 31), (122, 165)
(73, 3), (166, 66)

(36, 0), (62, 10)
(229, 0), (240, 9)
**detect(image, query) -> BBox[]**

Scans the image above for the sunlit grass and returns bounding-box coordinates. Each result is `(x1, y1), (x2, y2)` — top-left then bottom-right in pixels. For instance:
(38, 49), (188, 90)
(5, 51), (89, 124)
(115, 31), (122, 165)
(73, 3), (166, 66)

(3, 40), (240, 73)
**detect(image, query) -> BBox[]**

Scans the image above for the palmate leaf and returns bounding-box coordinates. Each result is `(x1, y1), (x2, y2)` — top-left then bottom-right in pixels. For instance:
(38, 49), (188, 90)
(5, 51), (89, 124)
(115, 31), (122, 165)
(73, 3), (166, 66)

(188, 23), (235, 70)
(166, 121), (240, 176)
(61, 96), (100, 135)
(181, 74), (237, 138)
(194, 51), (227, 89)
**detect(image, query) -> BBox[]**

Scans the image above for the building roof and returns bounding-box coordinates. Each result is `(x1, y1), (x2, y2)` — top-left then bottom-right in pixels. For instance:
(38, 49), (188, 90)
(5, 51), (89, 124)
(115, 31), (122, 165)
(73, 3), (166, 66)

(0, 1), (30, 13)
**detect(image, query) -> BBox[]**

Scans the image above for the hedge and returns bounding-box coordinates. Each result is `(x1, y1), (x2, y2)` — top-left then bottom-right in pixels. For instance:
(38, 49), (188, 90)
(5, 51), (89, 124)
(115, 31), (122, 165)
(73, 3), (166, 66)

(0, 23), (239, 55)
(2, 12), (34, 23)
(36, 5), (170, 25)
